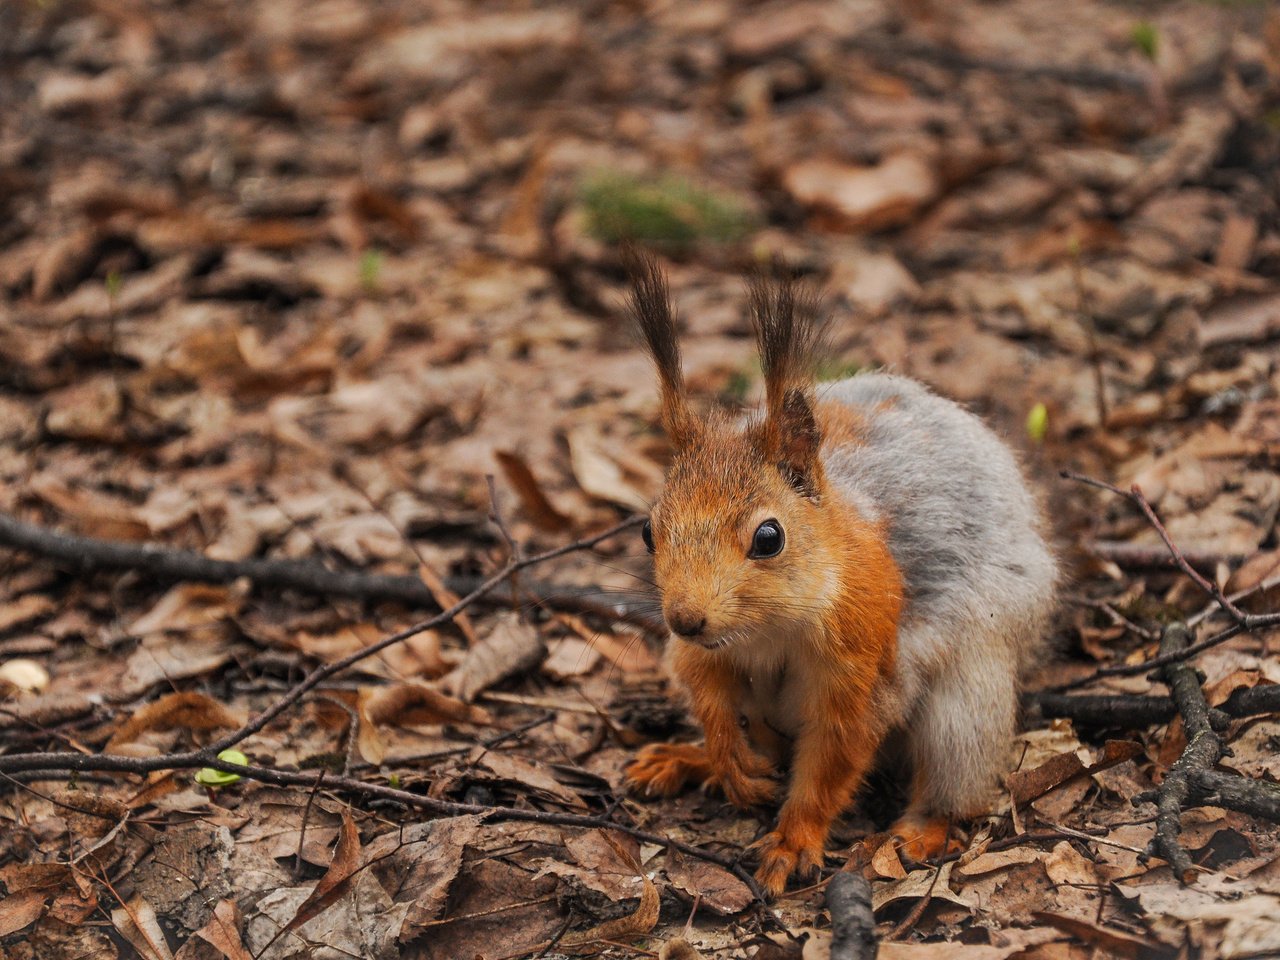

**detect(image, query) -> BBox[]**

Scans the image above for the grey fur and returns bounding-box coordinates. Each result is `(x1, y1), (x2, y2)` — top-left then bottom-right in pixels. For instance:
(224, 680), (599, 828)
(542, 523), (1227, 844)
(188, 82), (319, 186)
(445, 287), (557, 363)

(819, 373), (1058, 816)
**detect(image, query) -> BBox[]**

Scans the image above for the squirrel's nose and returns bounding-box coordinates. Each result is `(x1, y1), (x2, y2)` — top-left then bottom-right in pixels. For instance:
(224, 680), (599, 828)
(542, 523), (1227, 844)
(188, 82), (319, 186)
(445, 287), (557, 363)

(667, 610), (706, 638)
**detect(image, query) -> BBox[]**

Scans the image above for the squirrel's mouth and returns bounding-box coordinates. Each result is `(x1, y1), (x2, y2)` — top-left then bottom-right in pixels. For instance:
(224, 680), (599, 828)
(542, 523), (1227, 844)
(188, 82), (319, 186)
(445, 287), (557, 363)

(683, 631), (739, 652)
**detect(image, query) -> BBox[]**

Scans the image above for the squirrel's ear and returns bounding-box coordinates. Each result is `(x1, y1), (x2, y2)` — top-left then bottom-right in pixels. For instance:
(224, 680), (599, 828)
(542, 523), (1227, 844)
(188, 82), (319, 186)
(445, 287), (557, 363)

(627, 251), (698, 448)
(774, 387), (822, 498)
(749, 271), (826, 495)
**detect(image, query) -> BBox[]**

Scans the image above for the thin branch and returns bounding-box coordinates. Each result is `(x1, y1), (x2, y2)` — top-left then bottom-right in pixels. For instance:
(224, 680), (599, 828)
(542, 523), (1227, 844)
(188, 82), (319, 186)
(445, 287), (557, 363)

(203, 516), (644, 754)
(827, 871), (878, 960)
(0, 511), (660, 631)
(1029, 684), (1280, 729)
(1142, 623), (1225, 884)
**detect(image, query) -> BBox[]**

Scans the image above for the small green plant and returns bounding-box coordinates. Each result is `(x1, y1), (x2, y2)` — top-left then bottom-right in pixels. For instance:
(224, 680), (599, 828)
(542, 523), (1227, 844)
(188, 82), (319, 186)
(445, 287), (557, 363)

(580, 171), (754, 254)
(1026, 402), (1049, 444)
(1131, 20), (1158, 61)
(105, 269), (123, 300)
(359, 248), (384, 294)
(195, 748), (249, 788)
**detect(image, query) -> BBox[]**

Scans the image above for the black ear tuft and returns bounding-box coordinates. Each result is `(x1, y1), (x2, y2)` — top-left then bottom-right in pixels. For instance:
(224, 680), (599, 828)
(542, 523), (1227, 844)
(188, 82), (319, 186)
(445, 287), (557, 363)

(626, 250), (698, 447)
(747, 270), (827, 494)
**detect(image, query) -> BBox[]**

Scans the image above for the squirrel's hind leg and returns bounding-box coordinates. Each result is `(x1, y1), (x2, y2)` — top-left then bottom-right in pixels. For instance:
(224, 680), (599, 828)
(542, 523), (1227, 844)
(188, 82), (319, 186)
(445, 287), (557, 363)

(892, 634), (1020, 860)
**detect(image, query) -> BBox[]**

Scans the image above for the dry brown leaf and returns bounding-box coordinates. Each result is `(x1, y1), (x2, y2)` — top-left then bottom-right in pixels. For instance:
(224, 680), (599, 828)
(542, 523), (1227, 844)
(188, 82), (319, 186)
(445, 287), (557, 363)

(275, 811), (363, 945)
(111, 897), (175, 960)
(191, 899), (254, 960)
(360, 682), (491, 727)
(417, 563), (478, 647)
(0, 658), (51, 695)
(0, 890), (46, 938)
(587, 630), (661, 674)
(107, 691), (241, 749)
(1008, 740), (1142, 805)
(365, 815), (481, 933)
(783, 154), (939, 232)
(561, 839), (659, 948)
(441, 612), (546, 702)
(543, 636), (601, 679)
(868, 835), (908, 880)
(0, 594), (55, 633)
(129, 584), (241, 637)
(1031, 912), (1170, 959)
(566, 426), (653, 513)
(658, 939), (706, 960)
(495, 449), (573, 532)
(663, 845), (753, 915)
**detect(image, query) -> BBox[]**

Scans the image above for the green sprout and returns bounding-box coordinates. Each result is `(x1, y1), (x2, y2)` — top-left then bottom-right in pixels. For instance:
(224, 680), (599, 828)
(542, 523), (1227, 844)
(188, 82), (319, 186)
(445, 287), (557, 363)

(105, 269), (123, 300)
(359, 249), (384, 294)
(1131, 21), (1158, 61)
(580, 171), (754, 254)
(1026, 403), (1049, 444)
(195, 749), (249, 788)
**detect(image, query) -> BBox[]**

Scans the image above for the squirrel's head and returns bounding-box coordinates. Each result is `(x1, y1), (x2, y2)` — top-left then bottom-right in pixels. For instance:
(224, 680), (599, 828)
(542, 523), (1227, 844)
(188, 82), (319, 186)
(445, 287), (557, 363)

(629, 255), (837, 651)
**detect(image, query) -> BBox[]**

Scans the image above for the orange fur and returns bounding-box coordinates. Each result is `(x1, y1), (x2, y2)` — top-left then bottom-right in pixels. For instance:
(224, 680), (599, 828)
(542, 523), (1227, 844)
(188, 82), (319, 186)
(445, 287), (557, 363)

(815, 400), (866, 448)
(624, 258), (906, 896)
(889, 815), (964, 862)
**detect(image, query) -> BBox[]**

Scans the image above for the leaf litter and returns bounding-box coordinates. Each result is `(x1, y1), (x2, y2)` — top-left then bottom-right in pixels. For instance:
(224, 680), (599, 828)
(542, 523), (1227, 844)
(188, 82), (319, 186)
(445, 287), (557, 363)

(1, 0), (1279, 957)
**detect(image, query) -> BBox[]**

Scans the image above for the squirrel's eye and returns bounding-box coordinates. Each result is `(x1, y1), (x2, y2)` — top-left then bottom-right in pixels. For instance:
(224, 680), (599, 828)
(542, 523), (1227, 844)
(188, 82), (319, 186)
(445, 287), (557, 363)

(749, 519), (785, 559)
(642, 519), (655, 554)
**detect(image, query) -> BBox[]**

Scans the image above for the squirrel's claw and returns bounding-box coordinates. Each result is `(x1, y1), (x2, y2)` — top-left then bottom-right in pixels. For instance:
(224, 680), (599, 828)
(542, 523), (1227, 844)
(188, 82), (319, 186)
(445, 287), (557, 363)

(889, 815), (965, 862)
(709, 769), (776, 808)
(625, 743), (707, 798)
(752, 828), (825, 897)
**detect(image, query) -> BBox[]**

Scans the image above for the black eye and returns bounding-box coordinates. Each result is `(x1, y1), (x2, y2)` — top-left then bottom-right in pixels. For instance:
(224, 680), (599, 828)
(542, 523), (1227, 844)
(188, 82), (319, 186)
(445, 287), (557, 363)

(642, 519), (655, 554)
(749, 519), (784, 559)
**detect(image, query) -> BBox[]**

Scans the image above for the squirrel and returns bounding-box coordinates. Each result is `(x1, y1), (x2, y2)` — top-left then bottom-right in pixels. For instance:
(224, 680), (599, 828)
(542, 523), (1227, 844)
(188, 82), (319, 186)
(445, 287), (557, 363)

(622, 255), (1058, 896)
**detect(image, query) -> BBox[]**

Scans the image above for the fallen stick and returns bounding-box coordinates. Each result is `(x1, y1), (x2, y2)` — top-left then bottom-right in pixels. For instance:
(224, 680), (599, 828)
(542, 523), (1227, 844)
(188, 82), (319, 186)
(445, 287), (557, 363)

(0, 511), (662, 633)
(827, 871), (878, 960)
(1031, 684), (1280, 729)
(1142, 623), (1225, 884)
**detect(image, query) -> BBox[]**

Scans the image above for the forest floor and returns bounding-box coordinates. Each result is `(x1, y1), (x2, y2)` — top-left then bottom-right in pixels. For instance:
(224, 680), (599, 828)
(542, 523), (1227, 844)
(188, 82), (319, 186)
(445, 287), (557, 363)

(1, 0), (1280, 958)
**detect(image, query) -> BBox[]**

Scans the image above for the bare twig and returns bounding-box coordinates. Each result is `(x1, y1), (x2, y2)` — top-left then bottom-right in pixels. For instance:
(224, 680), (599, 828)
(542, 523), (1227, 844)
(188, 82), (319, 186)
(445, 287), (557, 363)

(827, 871), (878, 960)
(1187, 770), (1280, 825)
(1141, 623), (1225, 884)
(1030, 684), (1280, 729)
(0, 511), (661, 631)
(203, 516), (644, 755)
(1085, 540), (1238, 576)
(1054, 473), (1280, 692)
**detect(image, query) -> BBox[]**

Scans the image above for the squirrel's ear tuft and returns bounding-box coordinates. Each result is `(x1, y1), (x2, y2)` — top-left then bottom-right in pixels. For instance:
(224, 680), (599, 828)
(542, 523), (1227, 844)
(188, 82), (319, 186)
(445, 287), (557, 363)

(627, 250), (698, 448)
(749, 270), (827, 495)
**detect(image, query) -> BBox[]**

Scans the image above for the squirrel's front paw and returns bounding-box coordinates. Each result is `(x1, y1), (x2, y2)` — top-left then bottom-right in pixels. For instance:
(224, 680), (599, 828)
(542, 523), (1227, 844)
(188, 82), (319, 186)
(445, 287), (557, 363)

(706, 747), (776, 808)
(625, 743), (708, 798)
(752, 827), (825, 897)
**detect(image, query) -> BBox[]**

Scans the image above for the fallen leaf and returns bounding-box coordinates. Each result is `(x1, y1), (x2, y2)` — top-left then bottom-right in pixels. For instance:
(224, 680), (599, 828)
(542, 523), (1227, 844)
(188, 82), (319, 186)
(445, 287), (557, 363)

(107, 691), (241, 749)
(441, 612), (546, 702)
(191, 899), (254, 960)
(495, 450), (573, 531)
(111, 898), (175, 960)
(664, 845), (753, 915)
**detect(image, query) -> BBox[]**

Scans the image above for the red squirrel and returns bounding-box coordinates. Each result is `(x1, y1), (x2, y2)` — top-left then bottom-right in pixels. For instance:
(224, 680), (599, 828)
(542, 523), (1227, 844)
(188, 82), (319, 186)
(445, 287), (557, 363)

(622, 256), (1058, 895)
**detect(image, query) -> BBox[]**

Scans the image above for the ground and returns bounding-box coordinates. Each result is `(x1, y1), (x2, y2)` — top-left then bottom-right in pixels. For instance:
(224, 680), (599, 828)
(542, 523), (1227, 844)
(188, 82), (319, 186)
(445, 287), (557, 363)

(1, 0), (1280, 958)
